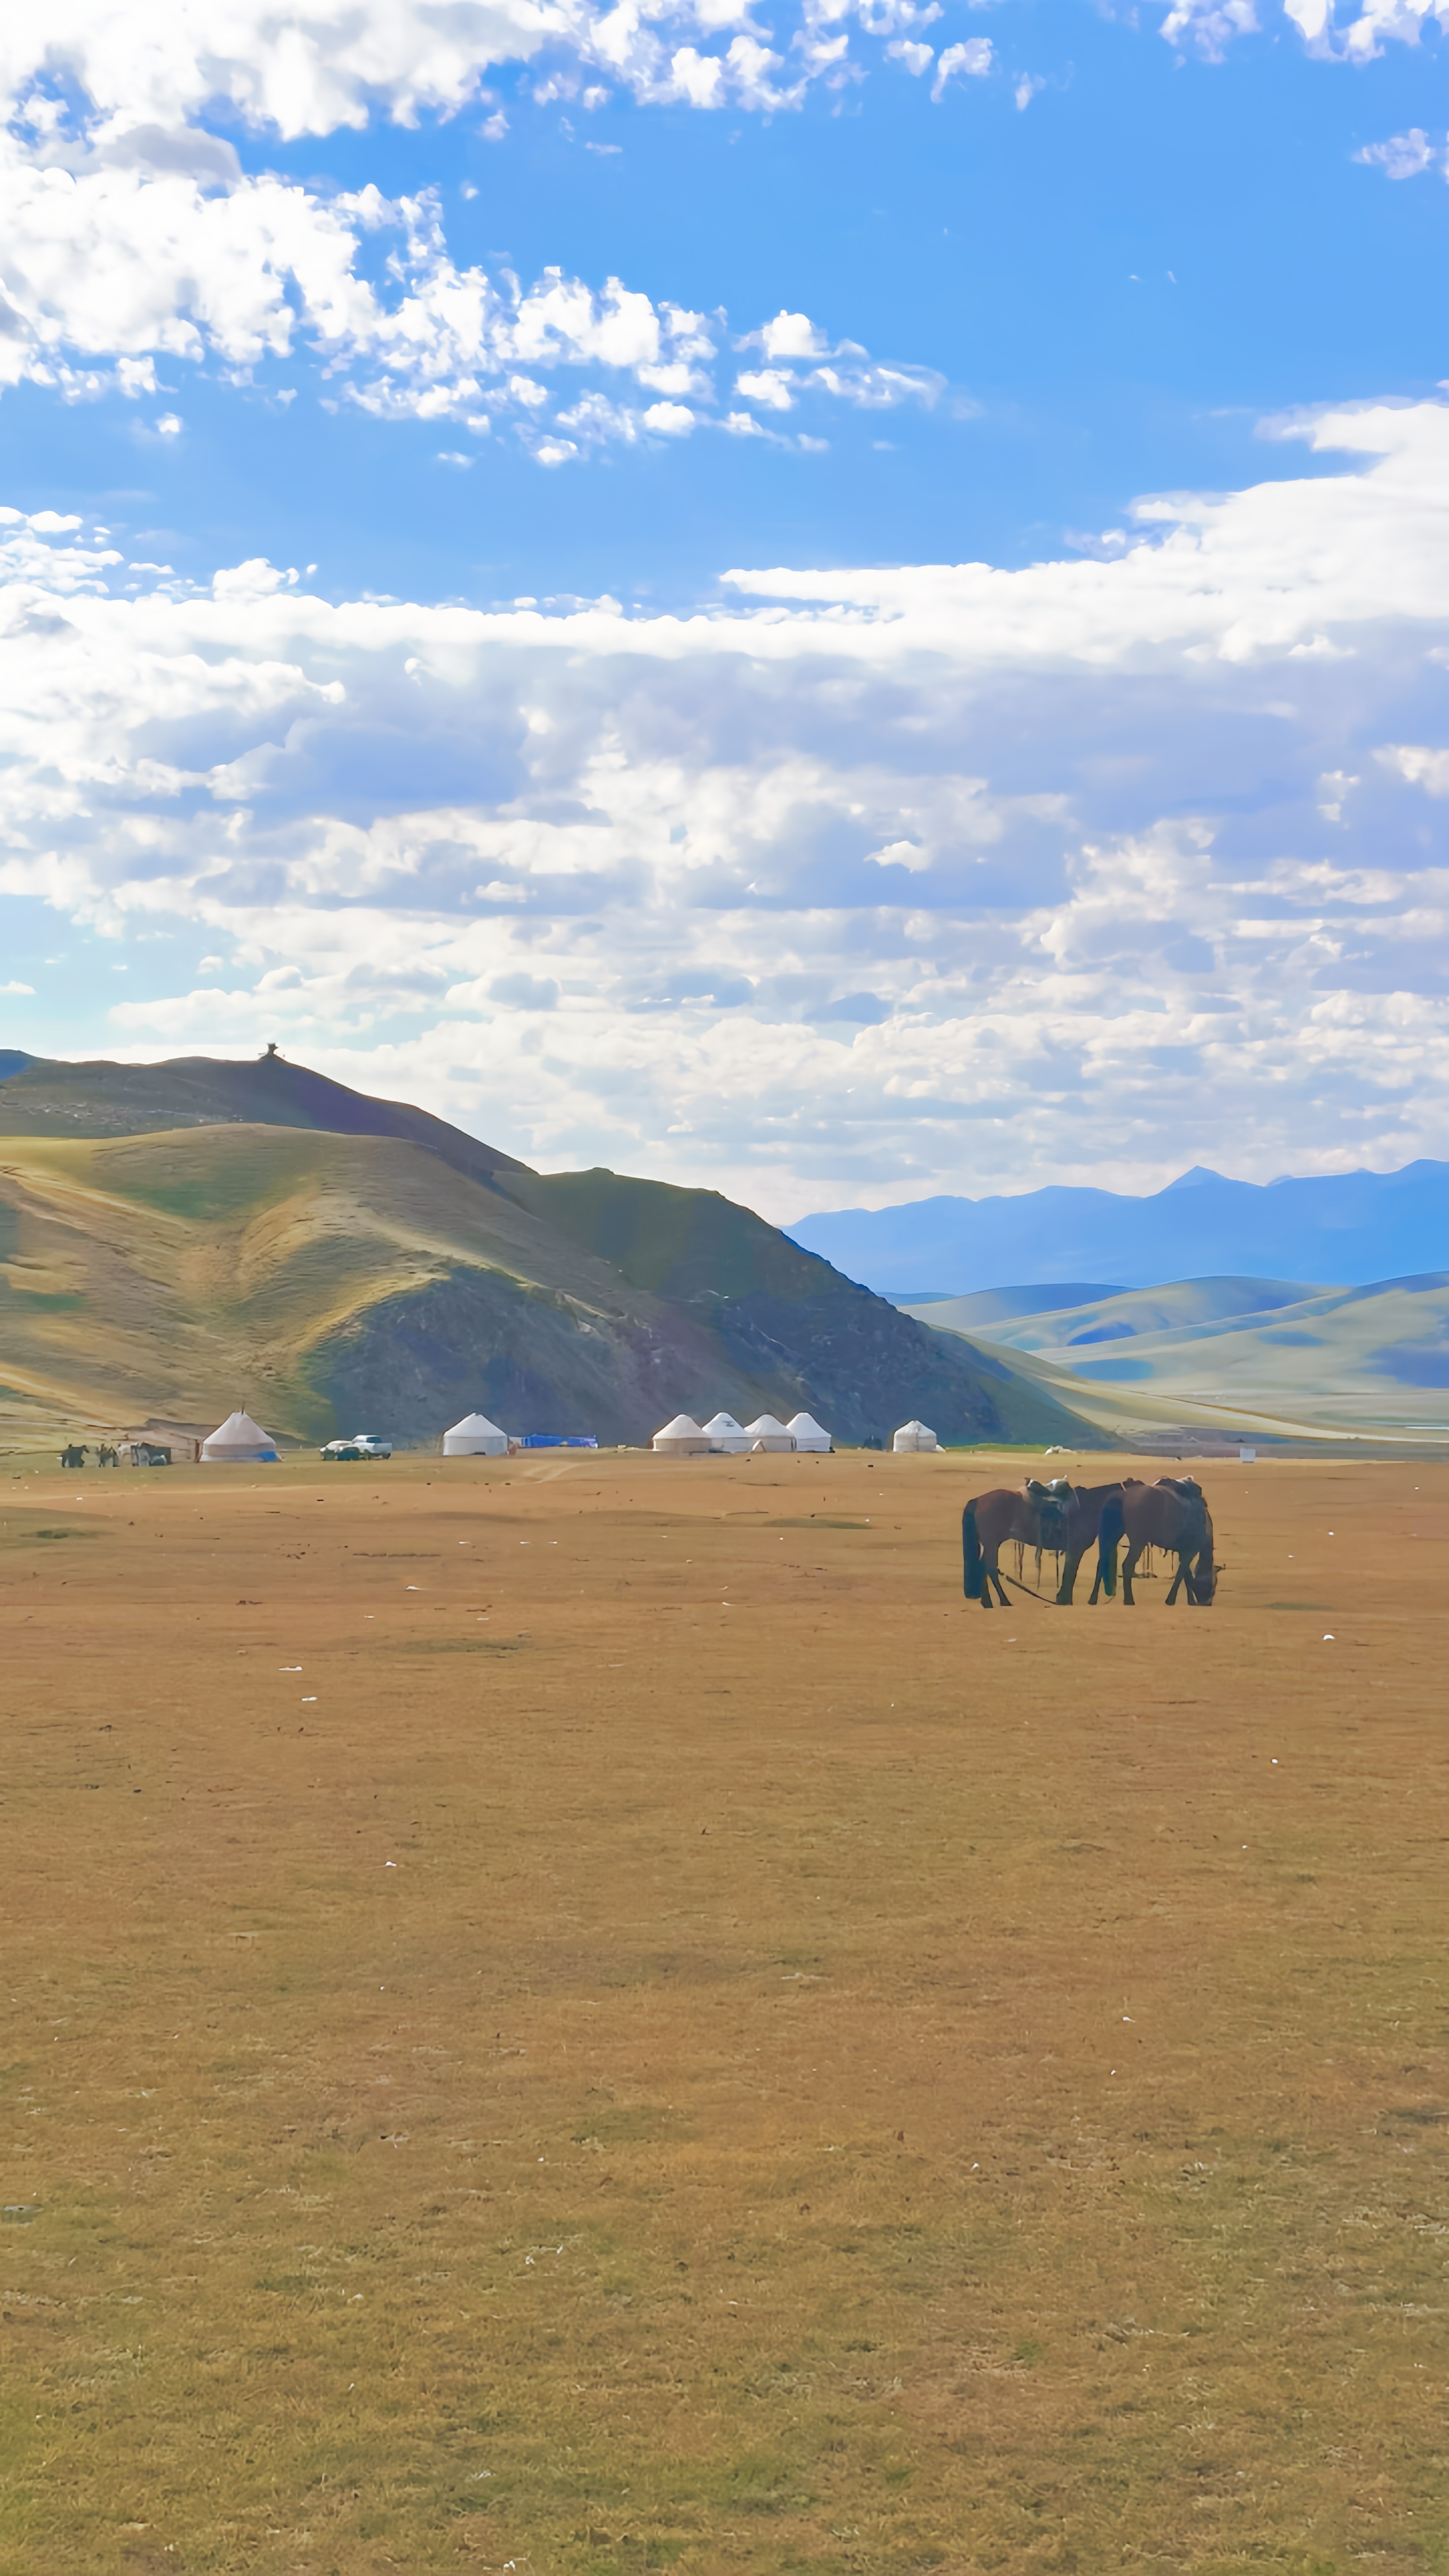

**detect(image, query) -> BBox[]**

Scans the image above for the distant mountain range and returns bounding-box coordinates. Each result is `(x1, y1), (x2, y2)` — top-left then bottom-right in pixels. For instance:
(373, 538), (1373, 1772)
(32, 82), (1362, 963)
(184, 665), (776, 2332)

(787, 1163), (1449, 1298)
(0, 1051), (1099, 1451)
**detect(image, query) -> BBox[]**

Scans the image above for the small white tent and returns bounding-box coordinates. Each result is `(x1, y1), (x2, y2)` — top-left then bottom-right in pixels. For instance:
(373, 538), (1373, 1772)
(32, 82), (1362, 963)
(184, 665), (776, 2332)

(893, 1419), (938, 1453)
(202, 1408), (278, 1463)
(786, 1412), (831, 1453)
(744, 1414), (795, 1453)
(652, 1413), (711, 1455)
(443, 1412), (509, 1457)
(701, 1411), (751, 1454)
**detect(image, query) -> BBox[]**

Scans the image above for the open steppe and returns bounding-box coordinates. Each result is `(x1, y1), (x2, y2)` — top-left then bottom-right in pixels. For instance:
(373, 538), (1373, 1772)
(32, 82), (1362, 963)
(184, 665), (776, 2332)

(3, 1446), (1448, 2575)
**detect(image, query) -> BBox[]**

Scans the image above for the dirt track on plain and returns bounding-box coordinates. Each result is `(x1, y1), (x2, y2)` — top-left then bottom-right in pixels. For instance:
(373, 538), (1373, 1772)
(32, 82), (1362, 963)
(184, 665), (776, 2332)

(3, 1447), (1446, 2575)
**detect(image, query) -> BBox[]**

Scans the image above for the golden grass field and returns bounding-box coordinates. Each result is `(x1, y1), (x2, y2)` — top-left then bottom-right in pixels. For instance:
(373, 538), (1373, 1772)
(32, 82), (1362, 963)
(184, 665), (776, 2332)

(3, 1445), (1447, 2576)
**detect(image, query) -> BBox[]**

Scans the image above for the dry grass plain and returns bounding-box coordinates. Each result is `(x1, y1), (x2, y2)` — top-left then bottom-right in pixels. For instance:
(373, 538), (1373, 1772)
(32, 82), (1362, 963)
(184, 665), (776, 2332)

(3, 1446), (1448, 2576)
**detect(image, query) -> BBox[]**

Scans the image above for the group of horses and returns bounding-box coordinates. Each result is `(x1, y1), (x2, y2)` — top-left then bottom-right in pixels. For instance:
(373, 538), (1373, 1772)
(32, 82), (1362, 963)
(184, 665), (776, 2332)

(962, 1474), (1217, 1609)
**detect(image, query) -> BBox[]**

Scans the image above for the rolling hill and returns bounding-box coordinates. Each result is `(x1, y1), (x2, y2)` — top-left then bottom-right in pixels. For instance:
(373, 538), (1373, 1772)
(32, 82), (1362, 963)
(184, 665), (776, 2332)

(0, 1053), (1100, 1453)
(903, 1272), (1449, 1445)
(790, 1162), (1449, 1296)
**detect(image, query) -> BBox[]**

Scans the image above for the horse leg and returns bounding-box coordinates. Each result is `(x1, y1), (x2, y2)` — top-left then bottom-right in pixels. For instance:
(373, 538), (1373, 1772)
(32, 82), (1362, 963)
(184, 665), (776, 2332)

(990, 1568), (1012, 1606)
(1121, 1543), (1141, 1605)
(1165, 1552), (1188, 1604)
(1057, 1549), (1081, 1605)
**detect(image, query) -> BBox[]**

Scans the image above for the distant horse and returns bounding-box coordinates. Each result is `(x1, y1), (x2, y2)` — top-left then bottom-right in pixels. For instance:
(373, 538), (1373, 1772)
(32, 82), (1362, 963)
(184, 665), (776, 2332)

(1098, 1477), (1216, 1605)
(963, 1482), (1070, 1608)
(1034, 1479), (1123, 1605)
(59, 1443), (87, 1469)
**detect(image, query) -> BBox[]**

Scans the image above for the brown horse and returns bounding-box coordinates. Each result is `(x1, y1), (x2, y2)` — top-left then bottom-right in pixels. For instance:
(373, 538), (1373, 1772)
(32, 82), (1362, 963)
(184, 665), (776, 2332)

(962, 1483), (1070, 1608)
(1098, 1477), (1216, 1605)
(1034, 1479), (1124, 1605)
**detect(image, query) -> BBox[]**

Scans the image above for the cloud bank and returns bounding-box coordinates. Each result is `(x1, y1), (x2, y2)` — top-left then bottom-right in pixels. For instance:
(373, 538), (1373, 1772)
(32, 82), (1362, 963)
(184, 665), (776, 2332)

(6, 397), (1449, 1212)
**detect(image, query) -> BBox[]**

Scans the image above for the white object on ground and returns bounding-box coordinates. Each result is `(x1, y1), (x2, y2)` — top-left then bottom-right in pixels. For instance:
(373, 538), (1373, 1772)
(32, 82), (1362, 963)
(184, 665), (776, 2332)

(744, 1415), (795, 1453)
(652, 1414), (711, 1454)
(443, 1412), (508, 1457)
(701, 1411), (752, 1454)
(202, 1408), (278, 1463)
(786, 1412), (832, 1452)
(893, 1419), (938, 1453)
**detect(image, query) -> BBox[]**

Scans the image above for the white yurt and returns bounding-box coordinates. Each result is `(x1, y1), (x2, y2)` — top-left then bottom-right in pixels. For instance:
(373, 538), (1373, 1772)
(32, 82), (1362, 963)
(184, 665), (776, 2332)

(786, 1412), (832, 1453)
(201, 1408), (278, 1463)
(652, 1413), (711, 1455)
(443, 1412), (509, 1457)
(743, 1414), (795, 1453)
(701, 1411), (752, 1454)
(893, 1419), (939, 1453)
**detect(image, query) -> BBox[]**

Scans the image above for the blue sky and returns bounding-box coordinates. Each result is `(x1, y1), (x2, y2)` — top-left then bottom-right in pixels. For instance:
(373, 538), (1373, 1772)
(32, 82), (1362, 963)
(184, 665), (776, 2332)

(3, 0), (1449, 1215)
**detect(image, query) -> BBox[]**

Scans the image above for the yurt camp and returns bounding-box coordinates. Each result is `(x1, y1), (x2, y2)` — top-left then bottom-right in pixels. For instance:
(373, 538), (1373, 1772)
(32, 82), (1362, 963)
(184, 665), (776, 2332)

(786, 1412), (831, 1453)
(701, 1412), (751, 1454)
(442, 1412), (509, 1457)
(201, 1409), (278, 1463)
(652, 1415), (711, 1455)
(892, 1419), (939, 1453)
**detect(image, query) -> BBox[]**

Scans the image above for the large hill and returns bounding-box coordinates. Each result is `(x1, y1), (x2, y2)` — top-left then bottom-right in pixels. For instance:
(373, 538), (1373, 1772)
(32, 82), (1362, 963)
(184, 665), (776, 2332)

(0, 1053), (1098, 1452)
(789, 1163), (1449, 1297)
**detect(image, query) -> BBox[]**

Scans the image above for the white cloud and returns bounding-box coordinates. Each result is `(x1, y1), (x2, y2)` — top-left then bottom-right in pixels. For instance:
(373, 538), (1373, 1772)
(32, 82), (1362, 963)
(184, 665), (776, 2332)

(888, 40), (936, 74)
(931, 39), (992, 97)
(757, 309), (829, 359)
(641, 399), (696, 434)
(17, 399), (1449, 1208)
(1356, 127), (1443, 178)
(736, 368), (796, 410)
(0, 121), (941, 459)
(1166, 0), (1449, 59)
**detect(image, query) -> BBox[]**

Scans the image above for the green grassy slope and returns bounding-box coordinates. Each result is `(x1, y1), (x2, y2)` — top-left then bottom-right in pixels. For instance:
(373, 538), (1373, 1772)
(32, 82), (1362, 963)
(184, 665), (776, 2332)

(910, 1271), (1449, 1442)
(0, 1116), (1102, 1451)
(912, 1275), (1329, 1350)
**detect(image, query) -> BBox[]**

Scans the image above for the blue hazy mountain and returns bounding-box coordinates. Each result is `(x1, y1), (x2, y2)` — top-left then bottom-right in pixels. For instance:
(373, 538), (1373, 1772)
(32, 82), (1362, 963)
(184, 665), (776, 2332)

(787, 1163), (1449, 1298)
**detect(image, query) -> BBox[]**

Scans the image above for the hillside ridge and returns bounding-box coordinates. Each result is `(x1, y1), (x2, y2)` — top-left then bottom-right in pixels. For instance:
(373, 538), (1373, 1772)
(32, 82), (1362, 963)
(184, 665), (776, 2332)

(0, 1055), (1101, 1451)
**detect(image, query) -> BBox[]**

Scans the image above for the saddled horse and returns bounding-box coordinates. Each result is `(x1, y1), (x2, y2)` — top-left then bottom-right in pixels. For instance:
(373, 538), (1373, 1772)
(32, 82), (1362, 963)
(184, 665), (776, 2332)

(1098, 1476), (1216, 1605)
(1035, 1478), (1124, 1605)
(962, 1481), (1069, 1608)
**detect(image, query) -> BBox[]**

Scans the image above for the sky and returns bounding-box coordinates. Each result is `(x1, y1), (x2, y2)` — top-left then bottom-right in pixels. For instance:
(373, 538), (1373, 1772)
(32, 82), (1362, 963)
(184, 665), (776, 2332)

(2, 0), (1449, 1219)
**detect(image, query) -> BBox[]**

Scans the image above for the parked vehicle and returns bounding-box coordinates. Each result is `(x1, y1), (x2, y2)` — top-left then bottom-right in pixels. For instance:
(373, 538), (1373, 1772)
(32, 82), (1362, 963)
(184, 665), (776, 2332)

(319, 1432), (393, 1462)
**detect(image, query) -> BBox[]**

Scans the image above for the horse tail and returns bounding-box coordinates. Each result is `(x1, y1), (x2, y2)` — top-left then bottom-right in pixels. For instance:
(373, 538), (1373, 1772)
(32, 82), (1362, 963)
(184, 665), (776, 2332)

(1097, 1490), (1123, 1599)
(962, 1502), (985, 1600)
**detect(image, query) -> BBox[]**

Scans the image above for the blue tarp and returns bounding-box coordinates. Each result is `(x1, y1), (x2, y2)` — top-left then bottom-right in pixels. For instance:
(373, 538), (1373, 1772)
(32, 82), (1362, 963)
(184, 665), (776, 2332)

(518, 1433), (598, 1447)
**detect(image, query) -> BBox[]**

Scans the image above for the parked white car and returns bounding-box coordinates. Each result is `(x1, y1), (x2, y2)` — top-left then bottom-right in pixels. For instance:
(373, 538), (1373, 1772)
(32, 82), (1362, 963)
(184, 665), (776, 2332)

(319, 1432), (393, 1461)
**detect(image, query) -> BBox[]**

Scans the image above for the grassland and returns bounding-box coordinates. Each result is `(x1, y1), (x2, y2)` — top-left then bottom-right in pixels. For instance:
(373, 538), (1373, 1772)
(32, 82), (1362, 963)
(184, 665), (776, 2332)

(2, 1445), (1447, 2573)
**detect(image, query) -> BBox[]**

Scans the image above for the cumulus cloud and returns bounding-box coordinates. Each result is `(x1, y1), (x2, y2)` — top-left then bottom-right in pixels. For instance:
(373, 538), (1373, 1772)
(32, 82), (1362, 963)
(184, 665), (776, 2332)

(1165, 0), (1449, 59)
(12, 398), (1449, 1209)
(0, 0), (945, 150)
(0, 111), (941, 457)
